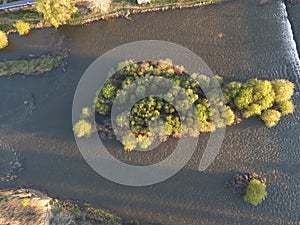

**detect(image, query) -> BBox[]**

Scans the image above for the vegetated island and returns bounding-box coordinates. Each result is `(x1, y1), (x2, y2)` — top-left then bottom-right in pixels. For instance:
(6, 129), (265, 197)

(0, 54), (67, 76)
(0, 188), (125, 225)
(228, 172), (267, 206)
(73, 59), (296, 151)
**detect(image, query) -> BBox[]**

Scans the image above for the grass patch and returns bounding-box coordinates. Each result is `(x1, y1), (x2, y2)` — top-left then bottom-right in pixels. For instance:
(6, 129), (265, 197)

(0, 9), (41, 20)
(50, 200), (122, 225)
(0, 54), (67, 76)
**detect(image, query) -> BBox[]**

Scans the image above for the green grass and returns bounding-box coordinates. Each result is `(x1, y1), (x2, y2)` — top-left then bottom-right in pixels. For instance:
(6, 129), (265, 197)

(0, 55), (67, 77)
(0, 9), (41, 20)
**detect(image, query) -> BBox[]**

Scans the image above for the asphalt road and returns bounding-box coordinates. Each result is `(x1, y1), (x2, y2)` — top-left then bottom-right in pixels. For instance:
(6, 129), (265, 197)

(0, 0), (34, 10)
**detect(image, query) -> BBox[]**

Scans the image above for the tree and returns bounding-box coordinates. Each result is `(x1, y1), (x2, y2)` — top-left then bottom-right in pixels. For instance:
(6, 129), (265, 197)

(73, 120), (92, 138)
(278, 100), (295, 116)
(14, 21), (31, 36)
(260, 109), (281, 127)
(272, 80), (294, 103)
(243, 179), (267, 206)
(225, 106), (235, 125)
(122, 134), (137, 151)
(36, 0), (78, 28)
(102, 83), (116, 100)
(0, 31), (8, 49)
(83, 0), (112, 13)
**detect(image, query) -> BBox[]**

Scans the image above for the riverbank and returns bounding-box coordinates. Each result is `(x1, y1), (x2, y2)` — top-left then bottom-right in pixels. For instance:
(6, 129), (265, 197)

(0, 0), (219, 34)
(0, 188), (123, 225)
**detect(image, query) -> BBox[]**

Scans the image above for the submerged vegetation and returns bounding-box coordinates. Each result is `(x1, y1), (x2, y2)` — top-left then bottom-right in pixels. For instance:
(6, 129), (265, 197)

(73, 60), (295, 151)
(0, 54), (67, 76)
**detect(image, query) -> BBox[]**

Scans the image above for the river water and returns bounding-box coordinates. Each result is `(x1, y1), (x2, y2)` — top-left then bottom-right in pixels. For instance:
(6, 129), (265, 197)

(0, 0), (300, 224)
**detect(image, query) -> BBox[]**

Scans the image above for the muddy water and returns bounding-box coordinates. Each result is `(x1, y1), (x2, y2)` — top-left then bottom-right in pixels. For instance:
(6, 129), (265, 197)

(0, 0), (300, 224)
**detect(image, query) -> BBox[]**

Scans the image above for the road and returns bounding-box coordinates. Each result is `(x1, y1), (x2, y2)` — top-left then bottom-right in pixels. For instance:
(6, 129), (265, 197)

(0, 0), (34, 10)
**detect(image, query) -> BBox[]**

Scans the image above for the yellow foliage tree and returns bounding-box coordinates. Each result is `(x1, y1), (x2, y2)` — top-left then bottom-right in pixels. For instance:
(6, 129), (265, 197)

(0, 31), (8, 49)
(73, 120), (92, 138)
(36, 0), (78, 28)
(15, 21), (31, 36)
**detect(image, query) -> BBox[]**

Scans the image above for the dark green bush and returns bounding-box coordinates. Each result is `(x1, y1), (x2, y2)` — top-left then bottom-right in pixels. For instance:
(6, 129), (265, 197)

(243, 179), (267, 206)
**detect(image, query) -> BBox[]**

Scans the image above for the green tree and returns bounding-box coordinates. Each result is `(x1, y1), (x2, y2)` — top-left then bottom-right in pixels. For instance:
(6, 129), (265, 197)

(0, 31), (8, 49)
(260, 109), (281, 127)
(14, 21), (31, 36)
(36, 0), (78, 28)
(102, 83), (116, 100)
(73, 120), (92, 138)
(243, 179), (267, 206)
(278, 100), (295, 116)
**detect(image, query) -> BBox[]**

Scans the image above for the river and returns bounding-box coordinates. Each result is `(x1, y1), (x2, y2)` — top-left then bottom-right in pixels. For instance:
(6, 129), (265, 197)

(0, 0), (300, 224)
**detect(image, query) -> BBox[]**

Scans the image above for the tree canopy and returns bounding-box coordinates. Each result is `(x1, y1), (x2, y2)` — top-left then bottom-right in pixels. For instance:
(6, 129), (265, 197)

(0, 31), (8, 49)
(14, 21), (31, 36)
(36, 0), (78, 28)
(73, 60), (296, 150)
(244, 179), (267, 206)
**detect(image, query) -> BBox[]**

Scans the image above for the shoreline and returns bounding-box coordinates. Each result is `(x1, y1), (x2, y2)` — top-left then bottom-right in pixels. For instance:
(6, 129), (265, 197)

(1, 0), (221, 34)
(0, 187), (123, 225)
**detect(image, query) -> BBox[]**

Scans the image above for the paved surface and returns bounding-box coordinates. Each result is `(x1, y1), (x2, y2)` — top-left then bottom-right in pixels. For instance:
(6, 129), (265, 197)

(0, 0), (34, 10)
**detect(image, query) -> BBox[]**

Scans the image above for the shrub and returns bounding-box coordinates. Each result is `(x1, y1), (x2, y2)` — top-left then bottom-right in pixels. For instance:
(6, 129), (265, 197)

(14, 21), (31, 36)
(260, 109), (281, 127)
(278, 100), (295, 116)
(0, 31), (8, 49)
(243, 179), (267, 206)
(80, 107), (92, 119)
(73, 120), (92, 138)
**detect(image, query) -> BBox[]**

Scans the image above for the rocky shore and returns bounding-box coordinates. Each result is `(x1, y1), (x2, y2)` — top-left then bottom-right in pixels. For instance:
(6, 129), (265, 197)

(0, 188), (122, 225)
(227, 172), (267, 195)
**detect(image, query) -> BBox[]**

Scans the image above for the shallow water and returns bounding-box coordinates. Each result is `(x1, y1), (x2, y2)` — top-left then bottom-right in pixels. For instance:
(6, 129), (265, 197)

(0, 0), (300, 224)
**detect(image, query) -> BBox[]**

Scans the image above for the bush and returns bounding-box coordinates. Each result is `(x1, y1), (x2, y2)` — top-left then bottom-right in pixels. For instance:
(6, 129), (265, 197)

(260, 109), (281, 127)
(0, 31), (8, 49)
(278, 100), (295, 116)
(14, 21), (31, 36)
(73, 120), (92, 138)
(243, 179), (267, 206)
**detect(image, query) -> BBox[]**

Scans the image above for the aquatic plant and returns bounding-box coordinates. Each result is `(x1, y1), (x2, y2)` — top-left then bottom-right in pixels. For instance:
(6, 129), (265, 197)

(0, 30), (8, 49)
(243, 179), (267, 206)
(14, 21), (31, 36)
